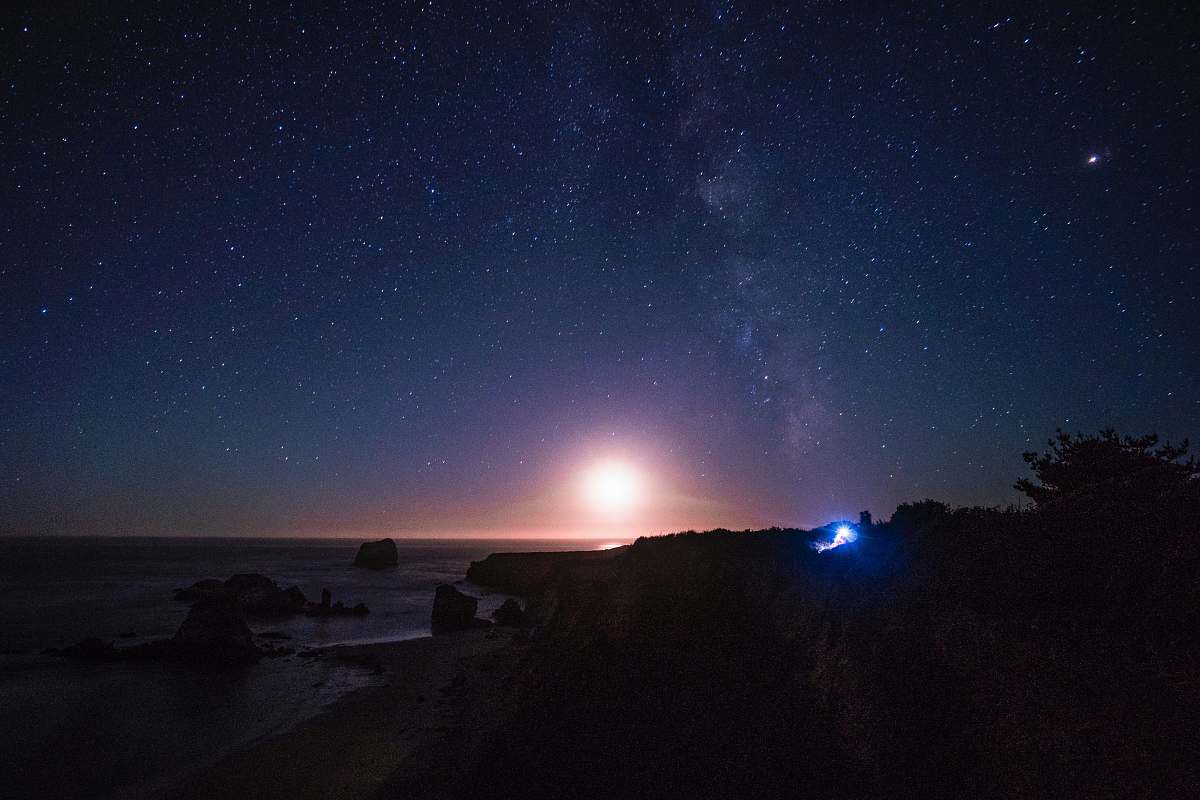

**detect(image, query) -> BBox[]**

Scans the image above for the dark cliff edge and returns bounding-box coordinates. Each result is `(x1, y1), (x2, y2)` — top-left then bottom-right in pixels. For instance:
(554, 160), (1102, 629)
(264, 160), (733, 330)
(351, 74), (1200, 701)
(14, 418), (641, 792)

(467, 547), (627, 596)
(457, 488), (1199, 799)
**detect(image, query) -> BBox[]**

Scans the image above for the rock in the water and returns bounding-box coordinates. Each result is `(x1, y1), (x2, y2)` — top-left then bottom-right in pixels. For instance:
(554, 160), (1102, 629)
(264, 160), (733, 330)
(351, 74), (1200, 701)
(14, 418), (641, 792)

(56, 595), (269, 669)
(174, 573), (369, 619)
(224, 573), (278, 595)
(238, 583), (310, 617)
(305, 599), (370, 617)
(172, 598), (260, 666)
(173, 578), (226, 602)
(225, 574), (303, 615)
(281, 585), (309, 612)
(432, 584), (479, 633)
(492, 598), (526, 627)
(179, 573), (309, 617)
(353, 538), (399, 569)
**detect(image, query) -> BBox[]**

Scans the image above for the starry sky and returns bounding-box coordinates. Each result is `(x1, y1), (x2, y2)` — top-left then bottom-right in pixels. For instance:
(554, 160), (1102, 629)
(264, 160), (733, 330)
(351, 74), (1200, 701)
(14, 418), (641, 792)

(2, 3), (1197, 538)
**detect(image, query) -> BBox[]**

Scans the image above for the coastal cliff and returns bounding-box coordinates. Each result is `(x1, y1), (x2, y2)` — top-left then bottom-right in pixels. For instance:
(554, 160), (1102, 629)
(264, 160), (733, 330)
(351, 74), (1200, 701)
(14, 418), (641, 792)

(466, 548), (625, 596)
(462, 499), (1199, 799)
(174, 477), (1199, 800)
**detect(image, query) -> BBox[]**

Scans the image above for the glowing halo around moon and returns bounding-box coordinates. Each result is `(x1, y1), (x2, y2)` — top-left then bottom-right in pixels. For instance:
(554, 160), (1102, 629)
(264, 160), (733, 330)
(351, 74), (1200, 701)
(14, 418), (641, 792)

(582, 460), (642, 516)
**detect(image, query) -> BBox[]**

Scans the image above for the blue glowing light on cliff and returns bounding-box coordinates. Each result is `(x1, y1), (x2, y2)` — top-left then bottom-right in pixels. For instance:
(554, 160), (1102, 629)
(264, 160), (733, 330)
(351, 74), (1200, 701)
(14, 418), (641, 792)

(813, 525), (857, 552)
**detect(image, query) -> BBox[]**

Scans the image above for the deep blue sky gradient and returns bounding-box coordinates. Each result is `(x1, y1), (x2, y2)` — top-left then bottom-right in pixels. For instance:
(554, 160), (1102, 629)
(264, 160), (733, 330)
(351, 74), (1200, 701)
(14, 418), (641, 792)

(2, 3), (1196, 535)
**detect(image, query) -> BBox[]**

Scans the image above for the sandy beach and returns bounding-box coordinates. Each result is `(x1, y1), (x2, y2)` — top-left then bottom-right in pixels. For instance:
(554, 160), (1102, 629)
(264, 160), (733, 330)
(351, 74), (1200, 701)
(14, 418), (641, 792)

(166, 628), (523, 800)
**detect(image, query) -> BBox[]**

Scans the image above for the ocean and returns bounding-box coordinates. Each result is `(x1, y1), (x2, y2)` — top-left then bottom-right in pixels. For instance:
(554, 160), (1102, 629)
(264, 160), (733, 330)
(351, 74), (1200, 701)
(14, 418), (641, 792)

(0, 536), (608, 798)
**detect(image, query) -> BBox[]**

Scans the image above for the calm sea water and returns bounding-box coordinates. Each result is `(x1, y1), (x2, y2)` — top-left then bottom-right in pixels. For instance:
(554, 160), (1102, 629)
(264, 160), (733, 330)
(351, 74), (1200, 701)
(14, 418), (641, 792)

(0, 536), (609, 799)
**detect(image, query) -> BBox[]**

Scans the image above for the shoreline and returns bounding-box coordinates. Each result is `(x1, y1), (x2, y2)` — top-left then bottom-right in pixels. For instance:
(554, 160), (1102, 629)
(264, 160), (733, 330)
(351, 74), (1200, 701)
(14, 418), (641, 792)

(1, 641), (381, 799)
(163, 627), (523, 800)
(0, 537), (553, 799)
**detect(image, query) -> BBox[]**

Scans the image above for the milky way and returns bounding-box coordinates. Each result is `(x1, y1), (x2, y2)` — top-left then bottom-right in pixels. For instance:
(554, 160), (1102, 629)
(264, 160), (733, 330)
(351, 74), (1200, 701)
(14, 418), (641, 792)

(1, 4), (1196, 536)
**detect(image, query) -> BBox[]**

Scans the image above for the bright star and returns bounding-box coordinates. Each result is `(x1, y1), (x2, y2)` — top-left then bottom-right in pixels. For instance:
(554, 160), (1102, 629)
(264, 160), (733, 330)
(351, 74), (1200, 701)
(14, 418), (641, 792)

(1087, 154), (1100, 165)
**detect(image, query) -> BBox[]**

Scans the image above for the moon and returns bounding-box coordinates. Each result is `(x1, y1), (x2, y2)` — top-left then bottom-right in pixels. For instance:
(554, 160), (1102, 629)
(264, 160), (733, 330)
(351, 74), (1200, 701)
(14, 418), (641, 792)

(583, 461), (641, 515)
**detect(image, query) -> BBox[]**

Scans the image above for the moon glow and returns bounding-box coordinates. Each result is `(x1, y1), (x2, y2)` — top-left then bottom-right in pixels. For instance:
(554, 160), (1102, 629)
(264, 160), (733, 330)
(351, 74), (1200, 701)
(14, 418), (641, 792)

(583, 461), (641, 516)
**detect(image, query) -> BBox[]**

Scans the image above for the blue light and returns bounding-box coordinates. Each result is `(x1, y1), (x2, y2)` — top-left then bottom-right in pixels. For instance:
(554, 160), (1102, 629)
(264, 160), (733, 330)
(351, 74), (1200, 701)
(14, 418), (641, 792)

(813, 524), (858, 552)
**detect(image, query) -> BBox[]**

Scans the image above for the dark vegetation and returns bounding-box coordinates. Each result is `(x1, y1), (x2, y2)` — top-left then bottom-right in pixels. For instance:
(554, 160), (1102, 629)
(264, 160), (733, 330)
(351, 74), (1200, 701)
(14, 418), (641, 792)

(1015, 428), (1197, 506)
(457, 431), (1199, 799)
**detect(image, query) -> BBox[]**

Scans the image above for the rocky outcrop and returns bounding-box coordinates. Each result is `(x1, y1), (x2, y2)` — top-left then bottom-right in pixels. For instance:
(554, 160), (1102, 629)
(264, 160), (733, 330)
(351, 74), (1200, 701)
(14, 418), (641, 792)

(431, 584), (482, 633)
(224, 574), (308, 616)
(303, 586), (366, 616)
(172, 578), (225, 602)
(173, 575), (367, 618)
(173, 573), (301, 615)
(466, 548), (624, 596)
(305, 600), (369, 618)
(58, 576), (369, 669)
(353, 538), (398, 569)
(171, 597), (261, 666)
(56, 598), (261, 668)
(492, 598), (526, 627)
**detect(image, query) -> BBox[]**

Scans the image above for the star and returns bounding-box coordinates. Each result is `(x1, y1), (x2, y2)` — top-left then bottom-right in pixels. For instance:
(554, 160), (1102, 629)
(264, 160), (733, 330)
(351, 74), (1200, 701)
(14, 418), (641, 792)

(0, 1), (1190, 540)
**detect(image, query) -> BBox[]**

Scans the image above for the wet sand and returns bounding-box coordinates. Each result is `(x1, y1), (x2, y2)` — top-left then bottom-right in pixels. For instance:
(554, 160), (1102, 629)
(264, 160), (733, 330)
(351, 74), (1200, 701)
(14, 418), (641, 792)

(165, 627), (522, 800)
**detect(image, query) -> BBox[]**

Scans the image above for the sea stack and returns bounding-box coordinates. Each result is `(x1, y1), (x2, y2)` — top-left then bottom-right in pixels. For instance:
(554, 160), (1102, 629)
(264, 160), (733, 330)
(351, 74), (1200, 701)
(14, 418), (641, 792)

(431, 584), (479, 633)
(172, 597), (260, 666)
(353, 538), (399, 569)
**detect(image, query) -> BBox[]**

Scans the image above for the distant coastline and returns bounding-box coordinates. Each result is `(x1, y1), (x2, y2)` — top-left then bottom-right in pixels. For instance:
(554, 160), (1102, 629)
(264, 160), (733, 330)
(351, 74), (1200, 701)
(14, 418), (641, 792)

(175, 486), (1199, 798)
(0, 537), (597, 797)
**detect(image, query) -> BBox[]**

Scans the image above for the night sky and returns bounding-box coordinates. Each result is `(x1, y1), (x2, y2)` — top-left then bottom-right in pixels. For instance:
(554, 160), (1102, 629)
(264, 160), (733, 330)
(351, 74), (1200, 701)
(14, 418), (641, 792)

(2, 4), (1196, 538)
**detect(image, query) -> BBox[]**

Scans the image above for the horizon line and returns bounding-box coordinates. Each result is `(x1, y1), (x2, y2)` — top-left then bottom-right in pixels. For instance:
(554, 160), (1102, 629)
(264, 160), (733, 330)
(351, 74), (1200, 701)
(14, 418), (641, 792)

(0, 532), (644, 541)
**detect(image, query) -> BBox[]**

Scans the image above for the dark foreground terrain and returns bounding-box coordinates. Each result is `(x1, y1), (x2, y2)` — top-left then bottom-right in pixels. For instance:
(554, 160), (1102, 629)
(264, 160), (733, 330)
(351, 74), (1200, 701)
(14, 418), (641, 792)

(174, 481), (1197, 798)
(169, 433), (1199, 799)
(461, 497), (1198, 799)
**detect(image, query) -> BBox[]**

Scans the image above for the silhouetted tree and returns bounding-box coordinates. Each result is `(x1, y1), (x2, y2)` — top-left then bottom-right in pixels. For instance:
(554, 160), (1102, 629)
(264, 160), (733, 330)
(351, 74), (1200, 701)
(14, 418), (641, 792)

(1015, 428), (1197, 507)
(889, 499), (951, 532)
